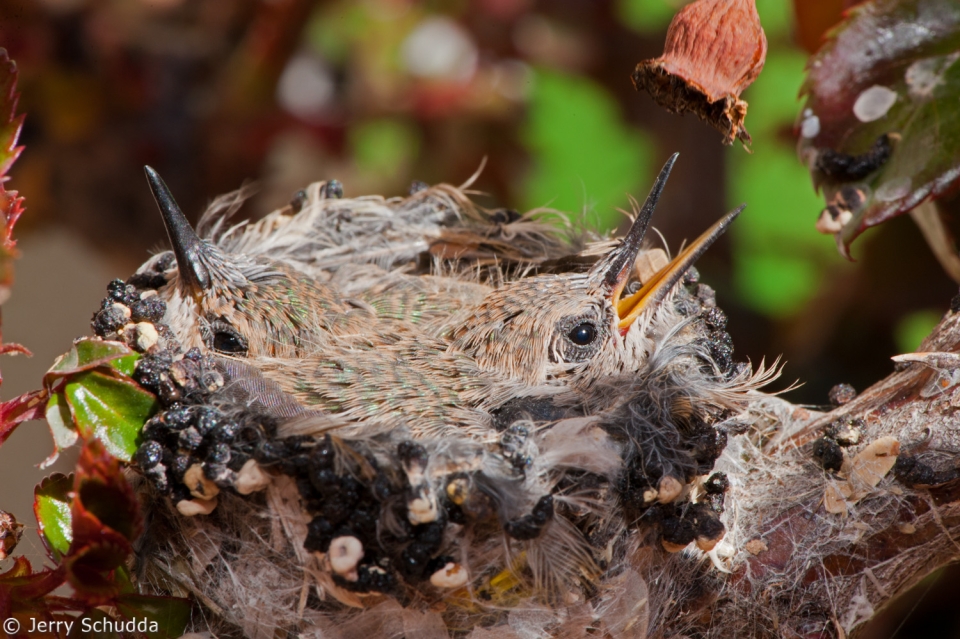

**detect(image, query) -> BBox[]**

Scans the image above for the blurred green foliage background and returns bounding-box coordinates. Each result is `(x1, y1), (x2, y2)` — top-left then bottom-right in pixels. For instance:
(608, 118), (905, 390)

(1, 0), (959, 635)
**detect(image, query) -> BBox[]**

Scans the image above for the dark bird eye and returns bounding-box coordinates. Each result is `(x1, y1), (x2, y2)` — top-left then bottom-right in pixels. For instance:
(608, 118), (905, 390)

(209, 322), (248, 355)
(213, 331), (247, 354)
(568, 322), (597, 346)
(554, 315), (605, 363)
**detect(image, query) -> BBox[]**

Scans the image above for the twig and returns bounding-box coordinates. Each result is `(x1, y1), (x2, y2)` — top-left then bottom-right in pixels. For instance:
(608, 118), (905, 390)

(910, 200), (960, 284)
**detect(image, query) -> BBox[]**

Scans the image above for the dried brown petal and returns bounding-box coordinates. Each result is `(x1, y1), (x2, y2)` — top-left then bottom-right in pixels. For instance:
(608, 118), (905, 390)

(0, 509), (23, 560)
(823, 436), (900, 516)
(846, 436), (899, 500)
(823, 481), (851, 515)
(632, 0), (767, 146)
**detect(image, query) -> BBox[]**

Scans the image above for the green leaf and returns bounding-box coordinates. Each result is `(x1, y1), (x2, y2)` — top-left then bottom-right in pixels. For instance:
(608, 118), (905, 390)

(45, 340), (137, 388)
(45, 391), (79, 453)
(113, 564), (135, 595)
(74, 340), (130, 368)
(115, 594), (192, 639)
(34, 473), (74, 560)
(108, 354), (139, 378)
(520, 68), (653, 231)
(63, 371), (158, 461)
(41, 339), (149, 462)
(798, 0), (960, 256)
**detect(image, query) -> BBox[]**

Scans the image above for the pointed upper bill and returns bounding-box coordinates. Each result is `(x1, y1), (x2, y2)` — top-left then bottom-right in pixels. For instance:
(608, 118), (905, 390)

(144, 165), (211, 291)
(602, 153), (678, 294)
(616, 204), (745, 332)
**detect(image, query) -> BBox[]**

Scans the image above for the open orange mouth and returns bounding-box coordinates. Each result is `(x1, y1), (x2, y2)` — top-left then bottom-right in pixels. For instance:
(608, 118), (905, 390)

(612, 205), (744, 334)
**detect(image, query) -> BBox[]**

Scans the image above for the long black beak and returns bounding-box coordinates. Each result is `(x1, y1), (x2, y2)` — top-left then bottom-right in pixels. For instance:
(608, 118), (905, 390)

(616, 204), (745, 331)
(144, 166), (211, 291)
(602, 153), (677, 290)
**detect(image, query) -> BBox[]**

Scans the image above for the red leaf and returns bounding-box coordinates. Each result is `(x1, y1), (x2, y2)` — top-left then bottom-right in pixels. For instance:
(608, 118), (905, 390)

(0, 444), (148, 618)
(0, 188), (24, 249)
(793, 0), (869, 54)
(0, 343), (30, 357)
(0, 48), (27, 370)
(60, 442), (141, 604)
(70, 441), (142, 550)
(62, 540), (130, 604)
(0, 444), (147, 612)
(0, 47), (24, 252)
(798, 0), (960, 257)
(0, 556), (31, 579)
(0, 389), (48, 449)
(0, 558), (66, 614)
(0, 48), (23, 185)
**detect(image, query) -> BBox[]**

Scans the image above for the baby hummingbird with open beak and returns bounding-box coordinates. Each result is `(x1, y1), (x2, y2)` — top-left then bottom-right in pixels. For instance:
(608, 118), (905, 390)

(447, 153), (744, 391)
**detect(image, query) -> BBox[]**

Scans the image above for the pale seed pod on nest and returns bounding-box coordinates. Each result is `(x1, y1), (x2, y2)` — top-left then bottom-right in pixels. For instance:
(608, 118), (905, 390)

(176, 496), (218, 516)
(430, 562), (469, 589)
(235, 459), (270, 495)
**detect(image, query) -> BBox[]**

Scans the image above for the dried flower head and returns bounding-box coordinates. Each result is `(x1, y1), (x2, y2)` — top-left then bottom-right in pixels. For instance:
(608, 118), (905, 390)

(0, 509), (23, 560)
(632, 0), (767, 147)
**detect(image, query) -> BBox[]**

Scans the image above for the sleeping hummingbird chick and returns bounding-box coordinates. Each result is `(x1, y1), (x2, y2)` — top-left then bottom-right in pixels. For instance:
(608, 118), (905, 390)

(92, 156), (776, 638)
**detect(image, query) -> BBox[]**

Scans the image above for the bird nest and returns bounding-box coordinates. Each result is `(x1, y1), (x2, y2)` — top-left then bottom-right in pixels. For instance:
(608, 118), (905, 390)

(83, 158), (781, 638)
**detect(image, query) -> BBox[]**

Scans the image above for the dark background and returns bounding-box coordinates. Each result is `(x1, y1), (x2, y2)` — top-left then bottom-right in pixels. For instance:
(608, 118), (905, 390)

(0, 0), (958, 636)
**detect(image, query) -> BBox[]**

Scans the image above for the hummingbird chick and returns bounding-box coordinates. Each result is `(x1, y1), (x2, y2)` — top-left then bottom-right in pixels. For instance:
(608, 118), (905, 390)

(117, 156), (776, 637)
